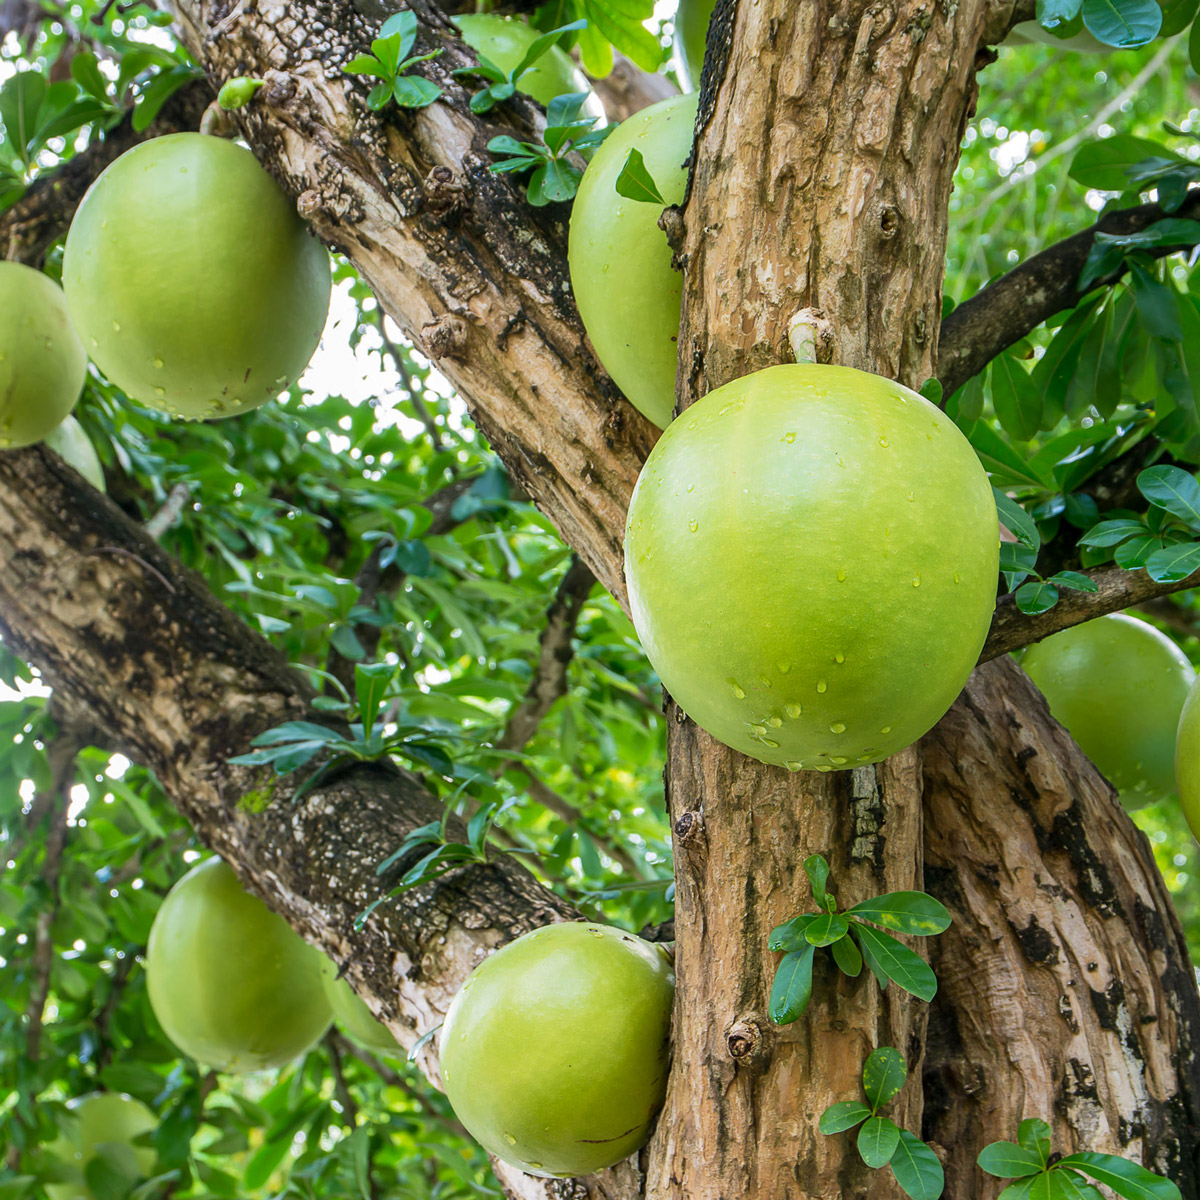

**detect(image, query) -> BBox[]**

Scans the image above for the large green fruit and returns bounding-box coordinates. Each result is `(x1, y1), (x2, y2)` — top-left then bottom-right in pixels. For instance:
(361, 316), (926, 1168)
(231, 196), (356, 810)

(625, 363), (999, 770)
(319, 958), (399, 1056)
(439, 922), (674, 1178)
(1176, 675), (1200, 842)
(44, 1093), (156, 1200)
(146, 857), (332, 1073)
(43, 415), (105, 492)
(568, 93), (698, 429)
(0, 262), (86, 449)
(62, 133), (331, 421)
(1024, 613), (1194, 808)
(671, 0), (715, 91)
(454, 15), (603, 118)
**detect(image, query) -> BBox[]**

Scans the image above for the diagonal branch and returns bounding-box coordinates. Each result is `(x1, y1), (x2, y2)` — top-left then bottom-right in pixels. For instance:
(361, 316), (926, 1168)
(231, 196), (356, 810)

(980, 562), (1200, 661)
(937, 190), (1200, 398)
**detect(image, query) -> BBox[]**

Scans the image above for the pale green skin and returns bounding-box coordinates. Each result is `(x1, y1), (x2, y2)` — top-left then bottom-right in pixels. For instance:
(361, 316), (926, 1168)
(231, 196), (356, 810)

(146, 858), (332, 1073)
(1024, 613), (1195, 809)
(0, 262), (86, 449)
(454, 15), (603, 119)
(439, 922), (674, 1178)
(1176, 674), (1200, 843)
(43, 415), (105, 492)
(671, 0), (715, 91)
(45, 1093), (156, 1200)
(568, 93), (698, 429)
(319, 958), (399, 1055)
(62, 133), (331, 421)
(625, 364), (1000, 770)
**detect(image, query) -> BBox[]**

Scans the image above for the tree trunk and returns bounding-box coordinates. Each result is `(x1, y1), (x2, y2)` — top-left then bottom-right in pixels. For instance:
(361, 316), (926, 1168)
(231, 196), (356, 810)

(1, 0), (1198, 1195)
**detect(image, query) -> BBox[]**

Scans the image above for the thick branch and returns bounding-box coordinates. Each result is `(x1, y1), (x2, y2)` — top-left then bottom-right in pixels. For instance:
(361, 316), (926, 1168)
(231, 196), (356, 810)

(938, 191), (1200, 398)
(981, 563), (1200, 662)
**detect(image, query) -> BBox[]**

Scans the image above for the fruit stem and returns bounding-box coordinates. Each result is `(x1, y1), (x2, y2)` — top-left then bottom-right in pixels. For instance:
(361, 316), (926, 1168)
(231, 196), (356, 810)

(787, 308), (831, 365)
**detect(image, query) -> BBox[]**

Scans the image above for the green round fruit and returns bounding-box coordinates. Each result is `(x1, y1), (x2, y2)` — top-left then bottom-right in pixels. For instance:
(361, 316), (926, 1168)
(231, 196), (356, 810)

(319, 958), (399, 1056)
(672, 0), (715, 91)
(62, 133), (331, 421)
(454, 15), (603, 119)
(1176, 674), (1200, 843)
(568, 93), (698, 429)
(1024, 613), (1194, 808)
(43, 415), (105, 493)
(0, 262), (86, 449)
(146, 857), (332, 1073)
(44, 1093), (156, 1200)
(624, 363), (999, 770)
(439, 922), (674, 1178)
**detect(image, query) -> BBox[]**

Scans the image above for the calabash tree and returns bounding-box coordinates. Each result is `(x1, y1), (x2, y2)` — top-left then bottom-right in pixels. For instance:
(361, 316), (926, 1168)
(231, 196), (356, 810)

(0, 0), (1199, 1198)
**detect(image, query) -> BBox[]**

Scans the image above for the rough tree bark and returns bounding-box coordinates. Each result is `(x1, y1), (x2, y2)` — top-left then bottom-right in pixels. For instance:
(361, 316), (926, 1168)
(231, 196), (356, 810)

(1, 0), (1198, 1197)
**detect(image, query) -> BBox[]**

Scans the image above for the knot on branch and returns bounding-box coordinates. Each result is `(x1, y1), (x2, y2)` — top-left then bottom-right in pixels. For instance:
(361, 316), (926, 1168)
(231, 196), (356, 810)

(262, 69), (297, 107)
(673, 808), (704, 847)
(725, 1015), (764, 1060)
(421, 313), (469, 362)
(423, 166), (467, 217)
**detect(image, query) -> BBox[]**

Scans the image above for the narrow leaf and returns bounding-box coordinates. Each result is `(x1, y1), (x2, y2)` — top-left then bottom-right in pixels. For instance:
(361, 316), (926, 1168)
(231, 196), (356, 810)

(768, 943), (815, 1025)
(1057, 1153), (1183, 1200)
(804, 854), (831, 908)
(831, 932), (863, 977)
(846, 892), (951, 936)
(853, 923), (939, 1001)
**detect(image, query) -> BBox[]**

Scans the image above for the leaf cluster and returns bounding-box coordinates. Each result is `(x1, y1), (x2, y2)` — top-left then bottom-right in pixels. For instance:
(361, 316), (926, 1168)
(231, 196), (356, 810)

(343, 11), (443, 111)
(819, 1048), (944, 1200)
(767, 855), (951, 1025)
(487, 92), (612, 206)
(455, 18), (585, 113)
(978, 1119), (1182, 1200)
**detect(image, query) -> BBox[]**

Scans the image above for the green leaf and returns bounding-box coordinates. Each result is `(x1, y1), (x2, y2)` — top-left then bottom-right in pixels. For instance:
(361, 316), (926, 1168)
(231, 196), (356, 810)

(999, 1180), (1040, 1200)
(380, 8), (418, 55)
(1057, 1153), (1183, 1200)
(132, 65), (200, 132)
(402, 741), (455, 775)
(528, 157), (582, 205)
(1114, 533), (1164, 570)
(890, 1131), (945, 1200)
(250, 720), (342, 746)
(993, 489), (1041, 550)
(858, 1117), (901, 1169)
(331, 623), (366, 661)
(846, 892), (951, 936)
(978, 1141), (1046, 1179)
(70, 52), (111, 103)
(992, 352), (1043, 441)
(1049, 1169), (1105, 1200)
(1018, 1120), (1052, 1167)
(862, 1046), (907, 1111)
(819, 1101), (873, 1134)
(343, 54), (386, 76)
(806, 912), (850, 946)
(243, 1136), (293, 1191)
(831, 931), (863, 976)
(1045, 570), (1099, 592)
(1078, 517), (1147, 548)
(1145, 541), (1200, 582)
(1015, 581), (1059, 615)
(768, 943), (815, 1025)
(581, 0), (662, 70)
(615, 147), (667, 205)
(1037, 0), (1083, 24)
(854, 924), (938, 1001)
(1128, 260), (1183, 343)
(367, 81), (392, 109)
(769, 913), (819, 951)
(392, 75), (442, 107)
(0, 71), (48, 164)
(1192, 7), (1200, 72)
(355, 661), (393, 739)
(511, 19), (588, 83)
(1069, 135), (1177, 191)
(804, 854), (831, 908)
(1137, 465), (1200, 526)
(1081, 0), (1162, 45)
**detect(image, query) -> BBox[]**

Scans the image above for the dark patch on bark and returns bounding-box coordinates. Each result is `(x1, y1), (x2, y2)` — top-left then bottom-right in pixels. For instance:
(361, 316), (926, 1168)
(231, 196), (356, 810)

(1012, 914), (1060, 966)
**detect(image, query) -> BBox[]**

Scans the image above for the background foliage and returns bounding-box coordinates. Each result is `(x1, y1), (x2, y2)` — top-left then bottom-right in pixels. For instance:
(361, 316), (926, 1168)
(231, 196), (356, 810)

(1, 0), (1199, 1195)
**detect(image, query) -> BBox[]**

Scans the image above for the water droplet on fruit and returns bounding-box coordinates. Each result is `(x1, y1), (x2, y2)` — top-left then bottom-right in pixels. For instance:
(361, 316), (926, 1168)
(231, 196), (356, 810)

(857, 754), (873, 763)
(836, 455), (845, 468)
(777, 661), (791, 674)
(816, 681), (827, 694)
(907, 490), (915, 502)
(785, 703), (802, 719)
(154, 356), (164, 368)
(729, 679), (745, 699)
(750, 724), (767, 738)
(785, 760), (802, 772)
(830, 756), (848, 765)
(837, 568), (847, 582)
(758, 675), (772, 688)
(834, 652), (845, 664)
(912, 576), (921, 587)
(761, 737), (780, 748)
(154, 387), (166, 397)
(783, 431), (796, 444)
(89, 337), (98, 348)
(880, 725), (892, 734)
(528, 1162), (543, 1170)
(687, 483), (695, 492)
(504, 1134), (517, 1146)
(814, 764), (833, 773)
(112, 321), (121, 332)
(879, 437), (889, 448)
(768, 716), (782, 728)
(954, 571), (961, 584)
(688, 519), (698, 533)
(830, 722), (846, 733)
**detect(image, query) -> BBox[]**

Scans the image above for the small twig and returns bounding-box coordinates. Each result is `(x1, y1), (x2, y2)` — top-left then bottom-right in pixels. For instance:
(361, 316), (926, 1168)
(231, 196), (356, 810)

(144, 483), (191, 541)
(93, 952), (136, 1070)
(324, 1029), (360, 1127)
(86, 546), (177, 593)
(980, 563), (1200, 662)
(497, 556), (594, 752)
(374, 306), (443, 451)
